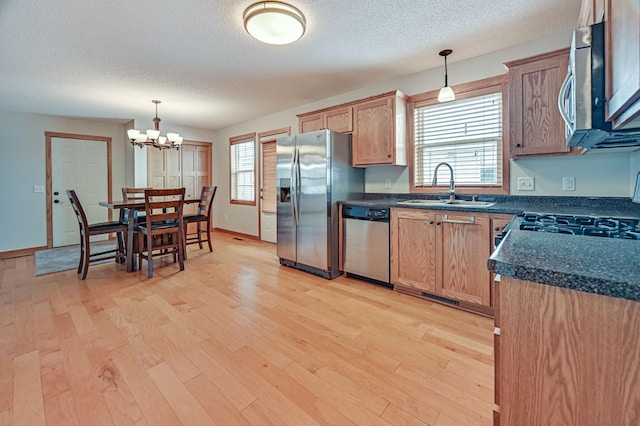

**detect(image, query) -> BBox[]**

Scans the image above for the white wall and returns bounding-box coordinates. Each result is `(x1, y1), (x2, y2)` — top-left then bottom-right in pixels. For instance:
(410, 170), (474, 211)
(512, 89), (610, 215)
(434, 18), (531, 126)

(0, 110), (130, 252)
(510, 151), (634, 196)
(211, 28), (639, 236)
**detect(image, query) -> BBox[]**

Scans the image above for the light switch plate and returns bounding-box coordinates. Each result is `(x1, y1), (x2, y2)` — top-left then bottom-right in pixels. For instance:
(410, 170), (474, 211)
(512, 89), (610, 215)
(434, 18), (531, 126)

(517, 177), (534, 191)
(562, 176), (576, 191)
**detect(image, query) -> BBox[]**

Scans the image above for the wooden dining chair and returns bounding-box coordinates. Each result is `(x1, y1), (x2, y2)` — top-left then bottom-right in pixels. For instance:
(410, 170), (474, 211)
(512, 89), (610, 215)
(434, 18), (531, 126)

(120, 187), (149, 224)
(137, 188), (186, 278)
(66, 190), (127, 280)
(183, 186), (217, 257)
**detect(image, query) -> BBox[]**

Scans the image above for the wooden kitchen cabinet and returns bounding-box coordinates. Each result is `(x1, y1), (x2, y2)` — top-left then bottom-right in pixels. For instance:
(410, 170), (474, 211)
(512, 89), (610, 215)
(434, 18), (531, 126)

(506, 49), (573, 157)
(297, 106), (353, 134)
(578, 0), (606, 26)
(298, 112), (324, 133)
(391, 208), (494, 315)
(438, 212), (492, 307)
(606, 0), (640, 129)
(496, 276), (640, 425)
(352, 91), (407, 166)
(390, 208), (437, 294)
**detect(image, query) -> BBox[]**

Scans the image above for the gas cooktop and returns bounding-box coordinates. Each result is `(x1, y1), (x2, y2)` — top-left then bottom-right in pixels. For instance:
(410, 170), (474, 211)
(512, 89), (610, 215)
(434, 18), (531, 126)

(518, 213), (640, 240)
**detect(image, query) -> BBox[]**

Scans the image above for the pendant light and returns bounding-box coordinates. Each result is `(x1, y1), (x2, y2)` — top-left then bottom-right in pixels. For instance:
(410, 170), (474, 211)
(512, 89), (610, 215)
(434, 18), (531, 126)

(438, 49), (455, 103)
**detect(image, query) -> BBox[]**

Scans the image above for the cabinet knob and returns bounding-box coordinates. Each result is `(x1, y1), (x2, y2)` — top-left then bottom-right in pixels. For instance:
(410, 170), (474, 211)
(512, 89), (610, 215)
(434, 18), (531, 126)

(515, 143), (522, 148)
(495, 226), (500, 231)
(429, 221), (434, 225)
(436, 221), (441, 226)
(387, 154), (392, 158)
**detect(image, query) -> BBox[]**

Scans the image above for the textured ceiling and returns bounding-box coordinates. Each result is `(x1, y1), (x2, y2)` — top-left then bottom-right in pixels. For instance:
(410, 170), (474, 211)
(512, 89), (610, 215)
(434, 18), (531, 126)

(0, 0), (581, 130)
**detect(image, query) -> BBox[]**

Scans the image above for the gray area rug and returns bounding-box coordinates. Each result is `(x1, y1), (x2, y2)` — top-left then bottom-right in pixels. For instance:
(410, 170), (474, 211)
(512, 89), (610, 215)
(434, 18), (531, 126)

(34, 241), (116, 276)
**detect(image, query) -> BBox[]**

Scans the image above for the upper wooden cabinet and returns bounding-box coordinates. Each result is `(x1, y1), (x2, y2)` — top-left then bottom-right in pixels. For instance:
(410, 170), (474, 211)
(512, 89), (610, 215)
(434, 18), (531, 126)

(606, 0), (640, 129)
(352, 91), (407, 167)
(298, 106), (353, 134)
(578, 0), (606, 26)
(297, 90), (407, 167)
(505, 49), (572, 157)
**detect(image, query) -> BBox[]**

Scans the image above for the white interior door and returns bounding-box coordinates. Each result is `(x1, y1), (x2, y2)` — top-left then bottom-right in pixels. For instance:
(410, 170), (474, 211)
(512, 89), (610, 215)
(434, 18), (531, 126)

(51, 138), (108, 247)
(260, 140), (277, 243)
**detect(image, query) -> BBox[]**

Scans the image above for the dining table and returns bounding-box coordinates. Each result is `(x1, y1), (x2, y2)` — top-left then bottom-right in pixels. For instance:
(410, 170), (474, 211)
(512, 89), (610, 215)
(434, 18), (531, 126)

(99, 198), (200, 272)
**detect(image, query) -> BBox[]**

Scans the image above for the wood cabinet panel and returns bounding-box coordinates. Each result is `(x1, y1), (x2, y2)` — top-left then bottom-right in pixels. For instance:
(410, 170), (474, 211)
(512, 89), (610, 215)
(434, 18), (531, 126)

(506, 49), (573, 157)
(438, 213), (491, 306)
(353, 97), (395, 165)
(325, 106), (353, 133)
(606, 0), (640, 128)
(391, 208), (496, 314)
(498, 277), (640, 425)
(391, 208), (436, 293)
(298, 91), (406, 167)
(298, 107), (353, 134)
(299, 113), (324, 134)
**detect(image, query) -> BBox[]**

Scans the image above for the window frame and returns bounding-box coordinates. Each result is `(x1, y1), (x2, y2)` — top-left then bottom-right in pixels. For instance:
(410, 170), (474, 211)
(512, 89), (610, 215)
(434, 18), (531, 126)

(229, 132), (257, 206)
(407, 74), (509, 195)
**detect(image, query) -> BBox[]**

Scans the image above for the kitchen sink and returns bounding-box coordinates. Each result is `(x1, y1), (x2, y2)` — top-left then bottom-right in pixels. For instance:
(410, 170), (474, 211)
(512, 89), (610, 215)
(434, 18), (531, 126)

(397, 199), (496, 208)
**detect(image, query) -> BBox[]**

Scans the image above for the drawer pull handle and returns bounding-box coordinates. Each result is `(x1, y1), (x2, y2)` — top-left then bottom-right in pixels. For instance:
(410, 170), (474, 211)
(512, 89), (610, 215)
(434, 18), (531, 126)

(443, 215), (475, 224)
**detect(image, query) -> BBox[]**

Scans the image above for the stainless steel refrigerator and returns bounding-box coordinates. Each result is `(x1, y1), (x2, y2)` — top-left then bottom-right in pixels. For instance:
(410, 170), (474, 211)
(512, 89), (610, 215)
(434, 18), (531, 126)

(277, 129), (364, 279)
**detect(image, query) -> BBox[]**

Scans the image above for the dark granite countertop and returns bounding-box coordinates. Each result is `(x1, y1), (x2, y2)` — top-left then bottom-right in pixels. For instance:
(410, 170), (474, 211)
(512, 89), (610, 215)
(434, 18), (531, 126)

(342, 194), (640, 217)
(343, 194), (640, 302)
(489, 227), (640, 302)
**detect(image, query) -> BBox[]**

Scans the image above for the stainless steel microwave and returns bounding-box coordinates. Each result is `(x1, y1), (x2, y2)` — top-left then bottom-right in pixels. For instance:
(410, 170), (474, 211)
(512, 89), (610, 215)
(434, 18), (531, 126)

(558, 22), (640, 149)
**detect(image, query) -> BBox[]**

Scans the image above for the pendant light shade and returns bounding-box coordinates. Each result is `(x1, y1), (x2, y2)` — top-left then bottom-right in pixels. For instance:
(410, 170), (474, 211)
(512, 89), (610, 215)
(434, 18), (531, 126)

(438, 49), (455, 103)
(243, 1), (306, 45)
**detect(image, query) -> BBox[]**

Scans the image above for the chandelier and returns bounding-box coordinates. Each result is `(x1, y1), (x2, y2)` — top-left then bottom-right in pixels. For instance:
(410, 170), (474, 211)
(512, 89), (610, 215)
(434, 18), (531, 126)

(127, 100), (183, 150)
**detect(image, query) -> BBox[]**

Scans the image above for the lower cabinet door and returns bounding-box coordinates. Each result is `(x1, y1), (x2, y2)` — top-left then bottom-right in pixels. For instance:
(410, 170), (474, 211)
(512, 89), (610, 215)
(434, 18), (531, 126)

(438, 212), (492, 307)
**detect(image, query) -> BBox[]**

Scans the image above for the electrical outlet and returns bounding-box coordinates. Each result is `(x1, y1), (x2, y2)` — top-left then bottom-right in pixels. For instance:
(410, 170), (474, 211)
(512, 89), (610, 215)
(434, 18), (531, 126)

(384, 179), (392, 189)
(33, 185), (45, 193)
(562, 176), (576, 191)
(517, 176), (535, 191)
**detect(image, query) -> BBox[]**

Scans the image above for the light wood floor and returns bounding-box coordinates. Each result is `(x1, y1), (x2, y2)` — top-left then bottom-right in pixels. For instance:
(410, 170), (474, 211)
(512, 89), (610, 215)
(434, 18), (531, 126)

(0, 232), (494, 425)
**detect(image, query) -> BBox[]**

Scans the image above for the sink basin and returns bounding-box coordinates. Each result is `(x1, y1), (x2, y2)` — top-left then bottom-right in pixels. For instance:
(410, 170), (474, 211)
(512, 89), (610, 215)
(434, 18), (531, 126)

(397, 199), (445, 205)
(397, 199), (496, 208)
(444, 200), (496, 207)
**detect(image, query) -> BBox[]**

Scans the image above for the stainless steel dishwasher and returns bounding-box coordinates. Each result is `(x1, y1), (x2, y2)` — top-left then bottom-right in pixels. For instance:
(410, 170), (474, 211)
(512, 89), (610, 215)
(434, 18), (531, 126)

(342, 205), (391, 287)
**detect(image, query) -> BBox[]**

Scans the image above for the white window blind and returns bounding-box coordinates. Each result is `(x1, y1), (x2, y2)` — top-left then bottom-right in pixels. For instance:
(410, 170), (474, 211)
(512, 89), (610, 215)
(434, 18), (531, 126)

(414, 92), (503, 187)
(230, 138), (255, 203)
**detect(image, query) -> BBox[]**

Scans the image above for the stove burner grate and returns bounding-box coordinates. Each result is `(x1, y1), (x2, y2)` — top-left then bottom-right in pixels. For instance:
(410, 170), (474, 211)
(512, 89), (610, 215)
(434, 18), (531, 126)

(517, 213), (640, 239)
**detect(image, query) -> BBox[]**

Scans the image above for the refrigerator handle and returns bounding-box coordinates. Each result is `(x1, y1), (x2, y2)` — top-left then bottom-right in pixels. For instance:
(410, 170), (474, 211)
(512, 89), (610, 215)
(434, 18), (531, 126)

(291, 148), (298, 226)
(295, 148), (301, 225)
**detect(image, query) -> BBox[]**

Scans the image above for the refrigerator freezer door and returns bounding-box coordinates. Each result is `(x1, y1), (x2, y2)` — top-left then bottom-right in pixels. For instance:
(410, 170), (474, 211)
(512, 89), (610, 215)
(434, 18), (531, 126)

(276, 135), (296, 262)
(295, 131), (330, 271)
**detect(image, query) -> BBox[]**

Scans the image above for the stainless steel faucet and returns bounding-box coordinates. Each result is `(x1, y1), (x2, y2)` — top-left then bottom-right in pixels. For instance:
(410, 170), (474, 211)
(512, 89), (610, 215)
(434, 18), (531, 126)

(432, 162), (455, 202)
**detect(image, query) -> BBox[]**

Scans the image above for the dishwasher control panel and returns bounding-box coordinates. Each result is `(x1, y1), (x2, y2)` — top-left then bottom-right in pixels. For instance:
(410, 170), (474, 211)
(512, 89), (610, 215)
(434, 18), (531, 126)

(342, 205), (389, 221)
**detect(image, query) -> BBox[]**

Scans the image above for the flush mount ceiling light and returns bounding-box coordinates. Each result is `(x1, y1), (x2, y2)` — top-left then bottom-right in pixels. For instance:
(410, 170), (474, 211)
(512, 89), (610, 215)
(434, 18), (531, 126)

(438, 49), (455, 103)
(127, 100), (183, 150)
(243, 1), (306, 45)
